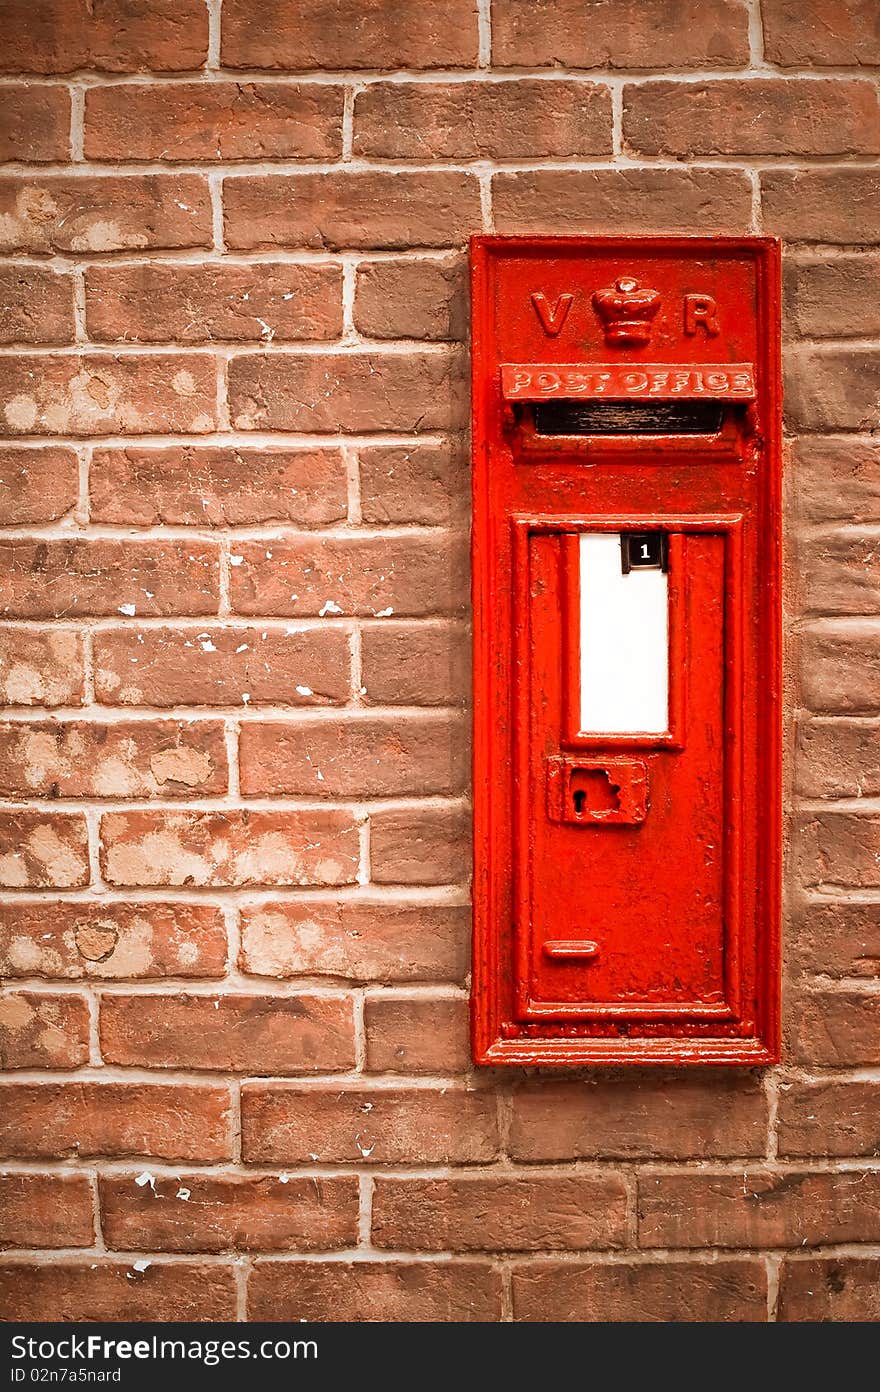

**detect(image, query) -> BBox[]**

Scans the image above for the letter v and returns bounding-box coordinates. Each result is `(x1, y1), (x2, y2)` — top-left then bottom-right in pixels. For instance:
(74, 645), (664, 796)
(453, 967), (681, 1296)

(530, 291), (574, 336)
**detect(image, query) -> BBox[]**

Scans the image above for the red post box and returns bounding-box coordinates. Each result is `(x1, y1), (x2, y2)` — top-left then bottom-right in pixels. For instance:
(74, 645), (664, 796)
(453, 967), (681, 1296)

(470, 236), (781, 1066)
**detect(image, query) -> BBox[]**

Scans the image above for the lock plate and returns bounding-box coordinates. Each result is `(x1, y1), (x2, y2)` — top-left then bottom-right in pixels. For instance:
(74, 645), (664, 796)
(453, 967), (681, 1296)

(546, 756), (648, 826)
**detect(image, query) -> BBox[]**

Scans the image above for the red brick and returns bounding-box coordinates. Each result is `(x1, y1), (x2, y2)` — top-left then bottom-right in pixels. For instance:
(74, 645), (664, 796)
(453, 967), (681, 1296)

(0, 990), (89, 1069)
(788, 898), (880, 978)
(0, 811), (89, 888)
(85, 83), (343, 161)
(362, 622), (469, 707)
(785, 347), (880, 432)
(624, 79), (880, 156)
(228, 348), (466, 433)
(797, 812), (880, 888)
(0, 84), (70, 159)
(509, 1075), (768, 1160)
(0, 1082), (232, 1160)
(101, 993), (356, 1074)
(239, 714), (468, 797)
(0, 268), (75, 346)
(355, 80), (611, 159)
(0, 176), (211, 254)
(0, 540), (219, 620)
(229, 534), (468, 619)
(369, 804), (470, 886)
(373, 1175), (628, 1251)
(785, 255), (880, 340)
(242, 1084), (499, 1164)
(800, 622), (880, 713)
(0, 0), (209, 74)
(762, 170), (880, 244)
(778, 1080), (880, 1158)
(224, 172), (481, 251)
(796, 718), (880, 798)
(221, 0), (479, 69)
(787, 987), (880, 1066)
(763, 0), (880, 66)
(364, 996), (470, 1073)
(0, 902), (227, 982)
(801, 532), (880, 615)
(354, 258), (467, 342)
(94, 625), (351, 707)
(778, 1257), (880, 1322)
(0, 1173), (94, 1249)
(0, 446), (78, 522)
(0, 1261), (236, 1322)
(638, 1170), (880, 1249)
(494, 169), (751, 235)
(0, 352), (217, 438)
(100, 809), (359, 887)
(512, 1259), (767, 1322)
(791, 439), (880, 526)
(100, 1173), (359, 1253)
(0, 720), (227, 798)
(492, 0), (749, 67)
(247, 1260), (502, 1322)
(240, 902), (469, 983)
(359, 443), (468, 525)
(85, 263), (343, 344)
(0, 630), (84, 707)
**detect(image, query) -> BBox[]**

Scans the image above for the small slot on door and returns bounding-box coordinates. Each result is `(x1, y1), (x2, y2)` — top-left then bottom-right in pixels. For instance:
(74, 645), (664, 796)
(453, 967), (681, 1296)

(533, 401), (724, 436)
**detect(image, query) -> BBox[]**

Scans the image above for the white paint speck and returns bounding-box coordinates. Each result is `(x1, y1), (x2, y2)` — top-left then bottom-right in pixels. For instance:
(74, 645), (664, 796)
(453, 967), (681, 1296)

(296, 685), (313, 696)
(135, 1171), (155, 1189)
(176, 1187), (191, 1201)
(118, 604), (136, 617)
(229, 555), (244, 567)
(132, 1259), (151, 1272)
(374, 607), (394, 617)
(319, 600), (343, 616)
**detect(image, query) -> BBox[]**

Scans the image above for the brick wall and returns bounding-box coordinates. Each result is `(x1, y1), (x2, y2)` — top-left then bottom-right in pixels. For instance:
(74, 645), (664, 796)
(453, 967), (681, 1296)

(0, 0), (878, 1324)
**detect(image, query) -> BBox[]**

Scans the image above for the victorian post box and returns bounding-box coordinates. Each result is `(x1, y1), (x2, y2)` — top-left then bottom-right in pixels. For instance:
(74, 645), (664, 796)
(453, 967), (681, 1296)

(470, 236), (781, 1066)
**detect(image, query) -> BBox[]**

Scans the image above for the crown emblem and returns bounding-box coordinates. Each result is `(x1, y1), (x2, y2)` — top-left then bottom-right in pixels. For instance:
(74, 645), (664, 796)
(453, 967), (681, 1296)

(592, 275), (661, 346)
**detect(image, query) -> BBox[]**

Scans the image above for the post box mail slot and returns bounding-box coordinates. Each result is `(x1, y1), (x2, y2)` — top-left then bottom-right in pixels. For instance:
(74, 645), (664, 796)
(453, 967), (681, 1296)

(470, 236), (781, 1067)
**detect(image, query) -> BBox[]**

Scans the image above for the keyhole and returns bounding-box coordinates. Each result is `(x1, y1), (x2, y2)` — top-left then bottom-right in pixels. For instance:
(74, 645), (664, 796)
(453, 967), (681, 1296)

(573, 789), (587, 815)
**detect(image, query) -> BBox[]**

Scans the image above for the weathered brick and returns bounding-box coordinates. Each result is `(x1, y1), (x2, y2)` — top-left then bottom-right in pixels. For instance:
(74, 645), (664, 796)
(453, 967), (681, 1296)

(100, 809), (359, 888)
(788, 898), (880, 978)
(785, 255), (880, 340)
(0, 902), (228, 982)
(0, 990), (89, 1069)
(791, 439), (880, 526)
(0, 540), (219, 620)
(355, 80), (612, 159)
(0, 446), (78, 522)
(85, 263), (343, 344)
(354, 258), (467, 342)
(0, 0), (209, 74)
(228, 348), (466, 433)
(362, 622), (469, 707)
(778, 1081), (880, 1158)
(373, 1176), (627, 1251)
(785, 347), (880, 432)
(0, 353), (217, 438)
(358, 443), (468, 525)
(762, 170), (880, 244)
(0, 720), (227, 798)
(624, 79), (880, 156)
(0, 268), (75, 345)
(638, 1170), (880, 1249)
(100, 1173), (359, 1253)
(224, 172), (481, 251)
(94, 625), (351, 707)
(778, 1257), (880, 1323)
(494, 169), (751, 235)
(0, 1261), (236, 1322)
(509, 1075), (768, 1160)
(0, 811), (89, 888)
(797, 812), (880, 888)
(364, 996), (470, 1073)
(800, 622), (880, 713)
(796, 718), (880, 798)
(512, 1259), (767, 1322)
(0, 1173), (94, 1249)
(85, 83), (343, 161)
(492, 0), (750, 67)
(787, 987), (880, 1066)
(0, 176), (212, 254)
(247, 1260), (502, 1322)
(800, 532), (880, 615)
(100, 993), (356, 1074)
(762, 0), (880, 66)
(221, 0), (479, 69)
(239, 714), (468, 797)
(229, 534), (468, 619)
(0, 1082), (232, 1160)
(242, 1084), (499, 1164)
(369, 804), (470, 886)
(239, 902), (469, 983)
(0, 630), (84, 707)
(0, 84), (70, 160)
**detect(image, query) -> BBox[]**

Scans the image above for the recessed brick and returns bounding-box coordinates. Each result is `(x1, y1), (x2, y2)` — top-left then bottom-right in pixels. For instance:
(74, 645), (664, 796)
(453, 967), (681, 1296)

(763, 169), (880, 244)
(787, 987), (880, 1066)
(0, 269), (75, 345)
(790, 438), (880, 526)
(785, 347), (880, 432)
(364, 996), (470, 1073)
(0, 811), (89, 888)
(0, 540), (219, 619)
(0, 630), (84, 708)
(0, 990), (89, 1069)
(785, 255), (880, 339)
(796, 717), (880, 798)
(0, 176), (212, 254)
(778, 1080), (880, 1158)
(796, 812), (880, 888)
(788, 898), (880, 979)
(369, 804), (470, 885)
(0, 446), (78, 523)
(800, 532), (880, 615)
(354, 258), (467, 342)
(0, 84), (70, 159)
(361, 621), (469, 706)
(799, 622), (880, 713)
(358, 443), (469, 525)
(0, 720), (227, 798)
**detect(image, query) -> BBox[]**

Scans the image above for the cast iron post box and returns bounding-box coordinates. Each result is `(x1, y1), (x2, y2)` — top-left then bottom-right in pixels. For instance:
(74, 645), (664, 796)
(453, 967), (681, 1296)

(470, 236), (781, 1066)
